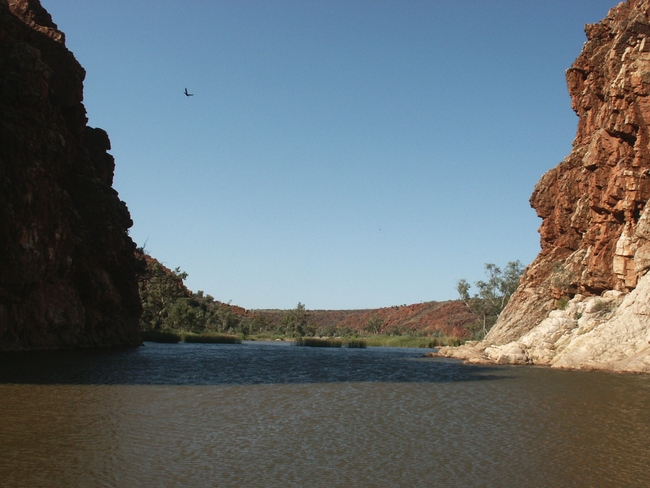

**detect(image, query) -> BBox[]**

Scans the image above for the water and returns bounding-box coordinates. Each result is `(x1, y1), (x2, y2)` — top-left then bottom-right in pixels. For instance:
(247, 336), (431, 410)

(1, 342), (649, 487)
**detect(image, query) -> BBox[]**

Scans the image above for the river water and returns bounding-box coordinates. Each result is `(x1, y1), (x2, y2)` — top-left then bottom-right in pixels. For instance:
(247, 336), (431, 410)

(1, 341), (649, 487)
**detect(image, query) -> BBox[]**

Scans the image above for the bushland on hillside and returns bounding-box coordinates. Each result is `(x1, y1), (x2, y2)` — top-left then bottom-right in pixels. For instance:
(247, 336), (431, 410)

(136, 251), (476, 343)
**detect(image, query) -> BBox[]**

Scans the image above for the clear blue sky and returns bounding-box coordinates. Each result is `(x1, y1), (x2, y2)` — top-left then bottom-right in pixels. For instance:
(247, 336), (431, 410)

(43, 0), (616, 310)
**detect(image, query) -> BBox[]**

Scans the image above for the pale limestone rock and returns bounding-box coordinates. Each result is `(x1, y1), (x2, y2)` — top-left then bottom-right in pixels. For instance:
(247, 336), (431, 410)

(633, 242), (650, 274)
(465, 274), (650, 373)
(550, 275), (650, 371)
(484, 342), (528, 365)
(439, 273), (650, 373)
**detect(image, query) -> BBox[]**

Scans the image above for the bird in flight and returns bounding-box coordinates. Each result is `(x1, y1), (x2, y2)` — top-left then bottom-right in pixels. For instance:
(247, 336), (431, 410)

(184, 88), (194, 97)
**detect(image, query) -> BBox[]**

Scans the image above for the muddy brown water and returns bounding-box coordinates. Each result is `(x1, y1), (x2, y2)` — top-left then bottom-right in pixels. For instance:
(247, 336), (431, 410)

(0, 341), (648, 487)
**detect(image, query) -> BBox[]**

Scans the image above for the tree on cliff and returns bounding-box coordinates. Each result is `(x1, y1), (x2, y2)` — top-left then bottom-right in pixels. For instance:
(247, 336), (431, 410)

(457, 261), (524, 339)
(137, 251), (241, 333)
(139, 259), (190, 330)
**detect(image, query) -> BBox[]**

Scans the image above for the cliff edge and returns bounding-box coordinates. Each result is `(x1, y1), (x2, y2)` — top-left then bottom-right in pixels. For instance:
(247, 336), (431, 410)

(0, 0), (142, 349)
(439, 0), (650, 373)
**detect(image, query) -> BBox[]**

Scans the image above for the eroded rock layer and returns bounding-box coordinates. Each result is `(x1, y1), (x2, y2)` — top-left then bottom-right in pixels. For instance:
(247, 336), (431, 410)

(440, 0), (650, 372)
(0, 0), (142, 349)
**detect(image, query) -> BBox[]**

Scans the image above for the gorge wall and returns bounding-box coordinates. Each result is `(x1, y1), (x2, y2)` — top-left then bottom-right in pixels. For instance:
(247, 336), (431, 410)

(0, 0), (142, 349)
(440, 0), (650, 373)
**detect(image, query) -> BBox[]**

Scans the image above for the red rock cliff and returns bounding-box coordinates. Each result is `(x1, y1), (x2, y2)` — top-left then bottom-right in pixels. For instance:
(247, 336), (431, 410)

(477, 0), (650, 344)
(439, 0), (650, 372)
(487, 0), (650, 344)
(0, 0), (142, 349)
(534, 0), (650, 292)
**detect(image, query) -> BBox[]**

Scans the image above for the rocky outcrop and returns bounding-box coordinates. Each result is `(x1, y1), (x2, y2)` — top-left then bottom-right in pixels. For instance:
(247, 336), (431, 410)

(0, 0), (142, 349)
(439, 0), (650, 373)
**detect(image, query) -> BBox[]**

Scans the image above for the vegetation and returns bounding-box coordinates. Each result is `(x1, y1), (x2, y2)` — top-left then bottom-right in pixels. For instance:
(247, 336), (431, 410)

(141, 330), (182, 343)
(141, 330), (241, 344)
(279, 302), (313, 338)
(457, 260), (525, 339)
(137, 250), (250, 335)
(136, 251), (473, 349)
(182, 333), (242, 344)
(591, 299), (613, 315)
(551, 262), (577, 297)
(364, 315), (384, 335)
(363, 335), (463, 348)
(295, 337), (343, 347)
(556, 296), (570, 310)
(294, 338), (368, 348)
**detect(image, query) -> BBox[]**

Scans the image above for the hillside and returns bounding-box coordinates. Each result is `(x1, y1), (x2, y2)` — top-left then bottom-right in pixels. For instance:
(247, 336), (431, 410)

(138, 253), (475, 339)
(257, 302), (474, 338)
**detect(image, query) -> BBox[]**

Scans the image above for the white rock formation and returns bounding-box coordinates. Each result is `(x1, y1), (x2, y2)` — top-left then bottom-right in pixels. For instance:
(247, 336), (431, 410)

(464, 280), (650, 373)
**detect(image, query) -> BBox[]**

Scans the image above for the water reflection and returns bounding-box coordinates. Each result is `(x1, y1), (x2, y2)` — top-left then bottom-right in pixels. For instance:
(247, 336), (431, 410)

(1, 343), (649, 487)
(0, 341), (505, 385)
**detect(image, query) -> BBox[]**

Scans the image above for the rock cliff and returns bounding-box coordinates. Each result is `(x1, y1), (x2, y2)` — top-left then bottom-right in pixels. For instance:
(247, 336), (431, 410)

(440, 0), (650, 373)
(0, 0), (142, 349)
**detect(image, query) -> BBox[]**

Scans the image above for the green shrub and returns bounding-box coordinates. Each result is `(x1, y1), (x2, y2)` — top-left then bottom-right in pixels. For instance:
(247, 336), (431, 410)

(182, 333), (242, 344)
(345, 339), (367, 348)
(556, 296), (569, 310)
(141, 330), (182, 343)
(362, 335), (462, 348)
(592, 299), (612, 314)
(295, 338), (343, 347)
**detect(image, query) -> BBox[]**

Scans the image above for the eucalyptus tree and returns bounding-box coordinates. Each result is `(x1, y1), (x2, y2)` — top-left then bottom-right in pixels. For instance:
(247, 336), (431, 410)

(280, 302), (310, 338)
(457, 261), (524, 339)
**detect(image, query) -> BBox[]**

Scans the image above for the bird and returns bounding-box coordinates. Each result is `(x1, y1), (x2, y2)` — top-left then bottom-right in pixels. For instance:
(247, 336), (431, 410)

(184, 88), (194, 97)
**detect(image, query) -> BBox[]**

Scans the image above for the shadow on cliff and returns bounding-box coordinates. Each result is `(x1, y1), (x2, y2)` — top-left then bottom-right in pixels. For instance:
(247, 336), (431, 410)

(0, 342), (510, 385)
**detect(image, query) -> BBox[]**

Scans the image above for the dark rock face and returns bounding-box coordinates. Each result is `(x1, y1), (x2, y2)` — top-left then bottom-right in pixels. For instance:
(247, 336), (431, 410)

(0, 0), (142, 349)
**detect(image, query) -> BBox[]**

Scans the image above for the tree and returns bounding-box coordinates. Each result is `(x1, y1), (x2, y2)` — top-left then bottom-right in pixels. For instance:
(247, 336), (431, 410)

(457, 261), (524, 339)
(215, 305), (240, 333)
(139, 261), (190, 330)
(364, 314), (384, 335)
(280, 302), (310, 338)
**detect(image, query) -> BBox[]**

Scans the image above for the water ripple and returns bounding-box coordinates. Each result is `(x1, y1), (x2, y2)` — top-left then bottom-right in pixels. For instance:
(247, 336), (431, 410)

(1, 343), (649, 487)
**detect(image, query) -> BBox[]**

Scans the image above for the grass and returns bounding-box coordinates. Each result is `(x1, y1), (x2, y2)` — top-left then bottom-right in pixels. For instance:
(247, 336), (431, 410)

(245, 333), (288, 342)
(556, 296), (570, 310)
(182, 332), (242, 344)
(141, 330), (182, 343)
(141, 330), (242, 344)
(363, 335), (465, 348)
(294, 337), (367, 348)
(295, 337), (343, 347)
(143, 331), (464, 349)
(591, 299), (614, 314)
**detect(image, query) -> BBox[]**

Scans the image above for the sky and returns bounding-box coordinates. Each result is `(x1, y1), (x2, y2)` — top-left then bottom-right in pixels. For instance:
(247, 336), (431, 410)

(42, 0), (618, 310)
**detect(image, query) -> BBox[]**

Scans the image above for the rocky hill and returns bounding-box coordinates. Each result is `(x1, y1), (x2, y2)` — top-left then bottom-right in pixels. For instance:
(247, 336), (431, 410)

(138, 253), (475, 338)
(440, 0), (650, 373)
(0, 0), (142, 349)
(257, 301), (474, 338)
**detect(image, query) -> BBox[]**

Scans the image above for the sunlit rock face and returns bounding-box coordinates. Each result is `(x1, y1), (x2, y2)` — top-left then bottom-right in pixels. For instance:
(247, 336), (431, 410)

(440, 0), (650, 373)
(0, 0), (142, 349)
